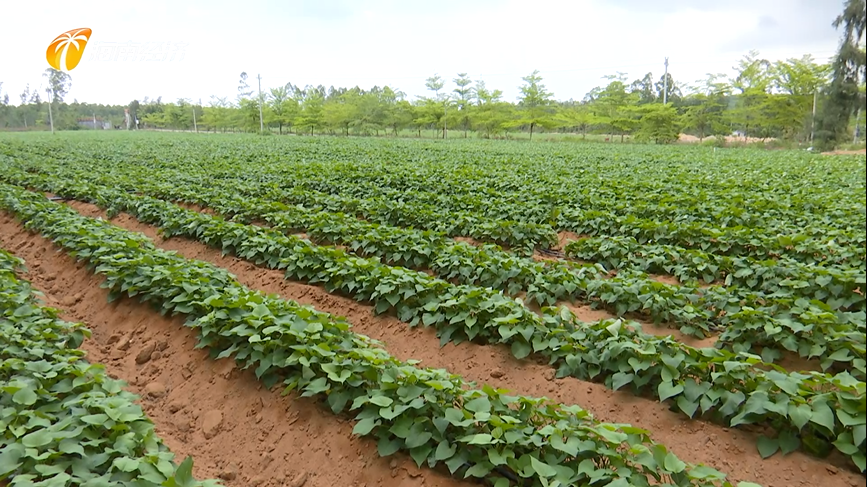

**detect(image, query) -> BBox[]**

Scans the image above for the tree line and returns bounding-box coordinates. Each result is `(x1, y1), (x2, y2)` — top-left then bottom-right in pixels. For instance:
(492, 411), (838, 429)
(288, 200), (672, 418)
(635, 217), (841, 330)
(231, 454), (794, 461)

(1, 1), (864, 150)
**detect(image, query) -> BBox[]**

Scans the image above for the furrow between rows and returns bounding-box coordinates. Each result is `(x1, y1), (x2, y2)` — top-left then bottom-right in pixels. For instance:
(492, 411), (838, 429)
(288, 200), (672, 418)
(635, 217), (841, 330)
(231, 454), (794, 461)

(55, 200), (861, 487)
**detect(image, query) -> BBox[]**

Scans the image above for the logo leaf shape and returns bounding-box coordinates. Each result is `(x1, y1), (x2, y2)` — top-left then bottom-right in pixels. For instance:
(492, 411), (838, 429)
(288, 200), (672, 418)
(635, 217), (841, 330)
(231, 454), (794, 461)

(46, 28), (92, 71)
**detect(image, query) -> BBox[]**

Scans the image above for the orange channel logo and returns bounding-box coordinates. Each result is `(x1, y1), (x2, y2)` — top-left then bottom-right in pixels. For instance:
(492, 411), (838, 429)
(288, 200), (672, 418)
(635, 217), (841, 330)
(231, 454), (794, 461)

(46, 28), (92, 71)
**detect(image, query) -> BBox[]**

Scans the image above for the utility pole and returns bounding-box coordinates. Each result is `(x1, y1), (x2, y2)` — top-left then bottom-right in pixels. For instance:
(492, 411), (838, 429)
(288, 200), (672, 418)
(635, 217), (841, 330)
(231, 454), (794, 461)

(854, 104), (862, 144)
(662, 57), (669, 105)
(257, 74), (264, 133)
(192, 100), (198, 133)
(810, 90), (818, 143)
(93, 112), (97, 130)
(443, 97), (448, 139)
(46, 87), (55, 134)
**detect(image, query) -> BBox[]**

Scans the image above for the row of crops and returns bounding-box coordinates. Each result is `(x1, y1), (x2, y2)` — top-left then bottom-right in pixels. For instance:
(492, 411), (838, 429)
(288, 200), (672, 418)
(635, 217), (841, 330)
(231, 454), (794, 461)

(0, 133), (864, 485)
(6, 168), (865, 368)
(0, 182), (754, 487)
(1, 143), (864, 373)
(16, 135), (863, 263)
(0, 248), (217, 486)
(6, 136), (865, 258)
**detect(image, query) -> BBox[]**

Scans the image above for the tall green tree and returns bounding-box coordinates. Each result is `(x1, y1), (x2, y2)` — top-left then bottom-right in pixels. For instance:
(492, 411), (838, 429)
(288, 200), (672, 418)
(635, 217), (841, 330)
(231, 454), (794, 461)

(515, 70), (555, 140)
(771, 55), (831, 141)
(15, 85), (42, 129)
(681, 93), (727, 141)
(554, 102), (596, 138)
(140, 99), (194, 130)
(296, 87), (325, 135)
(43, 69), (72, 103)
(469, 82), (512, 138)
(774, 55), (831, 96)
(353, 87), (388, 135)
(268, 84), (298, 134)
(425, 74), (449, 138)
(727, 88), (771, 140)
(231, 71), (261, 132)
(169, 99), (195, 129)
(452, 73), (473, 137)
(201, 96), (232, 132)
(390, 99), (416, 136)
(42, 68), (72, 132)
(731, 50), (773, 93)
(323, 89), (358, 135)
(4, 47), (857, 142)
(760, 94), (807, 139)
(728, 52), (774, 139)
(679, 73), (731, 140)
(413, 97), (444, 138)
(377, 86), (406, 136)
(629, 73), (657, 104)
(700, 73), (733, 96)
(635, 104), (680, 144)
(236, 98), (262, 131)
(425, 74), (444, 99)
(815, 0), (866, 149)
(592, 76), (640, 142)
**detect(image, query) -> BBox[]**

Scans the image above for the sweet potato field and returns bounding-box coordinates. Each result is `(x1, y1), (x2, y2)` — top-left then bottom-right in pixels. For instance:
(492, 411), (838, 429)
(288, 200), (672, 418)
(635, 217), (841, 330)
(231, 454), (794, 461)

(1, 132), (864, 487)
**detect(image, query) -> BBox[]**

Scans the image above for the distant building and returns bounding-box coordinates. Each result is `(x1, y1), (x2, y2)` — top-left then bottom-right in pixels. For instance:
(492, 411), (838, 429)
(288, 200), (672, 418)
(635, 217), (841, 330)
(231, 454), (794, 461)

(77, 118), (112, 130)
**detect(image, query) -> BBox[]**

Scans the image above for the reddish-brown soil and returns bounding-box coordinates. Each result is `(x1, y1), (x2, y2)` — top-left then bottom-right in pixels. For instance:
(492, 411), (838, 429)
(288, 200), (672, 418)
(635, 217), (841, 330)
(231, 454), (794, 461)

(555, 231), (584, 250)
(558, 302), (719, 349)
(562, 302), (827, 374)
(556, 302), (615, 323)
(563, 295), (823, 373)
(648, 273), (681, 286)
(0, 212), (468, 487)
(821, 149), (866, 155)
(698, 279), (722, 289)
(765, 353), (825, 375)
(176, 202), (217, 216)
(2, 203), (862, 487)
(557, 276), (825, 370)
(678, 134), (775, 144)
(453, 236), (486, 247)
(517, 293), (714, 348)
(529, 232), (584, 261)
(530, 251), (559, 263)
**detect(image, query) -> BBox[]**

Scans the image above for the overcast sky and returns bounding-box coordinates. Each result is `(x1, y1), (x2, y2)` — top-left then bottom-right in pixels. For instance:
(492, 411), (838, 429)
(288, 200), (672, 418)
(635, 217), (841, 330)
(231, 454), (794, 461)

(1, 0), (847, 106)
